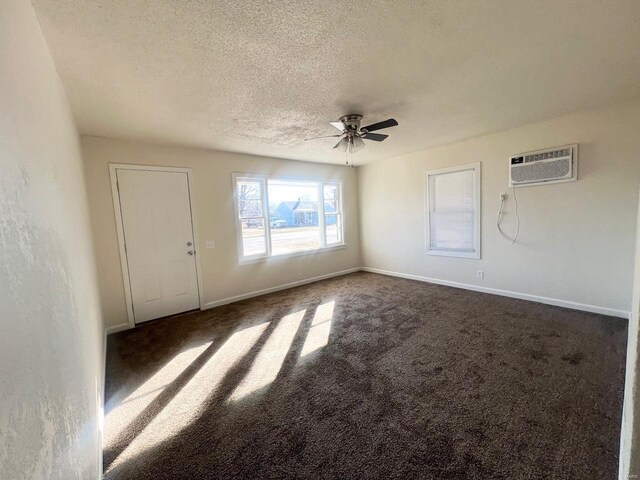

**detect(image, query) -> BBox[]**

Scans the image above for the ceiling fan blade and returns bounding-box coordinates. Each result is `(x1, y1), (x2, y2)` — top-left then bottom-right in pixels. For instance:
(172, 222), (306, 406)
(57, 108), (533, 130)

(304, 134), (342, 141)
(330, 121), (345, 131)
(362, 133), (388, 142)
(333, 137), (348, 151)
(362, 118), (398, 132)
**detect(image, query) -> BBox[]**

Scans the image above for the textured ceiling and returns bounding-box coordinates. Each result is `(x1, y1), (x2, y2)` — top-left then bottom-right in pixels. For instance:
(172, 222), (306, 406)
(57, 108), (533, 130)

(33, 0), (640, 165)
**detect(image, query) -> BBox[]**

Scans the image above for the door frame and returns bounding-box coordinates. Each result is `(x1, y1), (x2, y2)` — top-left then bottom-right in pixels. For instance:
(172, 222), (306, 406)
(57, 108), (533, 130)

(109, 163), (205, 328)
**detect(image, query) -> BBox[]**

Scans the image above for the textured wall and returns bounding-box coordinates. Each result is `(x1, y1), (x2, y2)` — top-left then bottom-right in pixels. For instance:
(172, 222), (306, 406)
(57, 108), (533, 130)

(81, 136), (360, 329)
(0, 1), (103, 479)
(358, 101), (640, 315)
(620, 192), (640, 479)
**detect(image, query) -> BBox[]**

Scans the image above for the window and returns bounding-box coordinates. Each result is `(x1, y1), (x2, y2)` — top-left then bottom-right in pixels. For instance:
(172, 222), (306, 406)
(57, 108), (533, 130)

(426, 162), (480, 259)
(236, 177), (267, 257)
(233, 175), (344, 261)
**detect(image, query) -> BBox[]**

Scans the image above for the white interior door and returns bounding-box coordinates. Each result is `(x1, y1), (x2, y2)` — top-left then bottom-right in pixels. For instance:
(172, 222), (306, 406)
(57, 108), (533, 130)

(116, 168), (200, 323)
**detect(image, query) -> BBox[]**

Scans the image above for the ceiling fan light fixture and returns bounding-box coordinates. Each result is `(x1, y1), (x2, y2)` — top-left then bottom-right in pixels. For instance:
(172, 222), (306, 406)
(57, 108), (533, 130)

(350, 136), (365, 153)
(334, 136), (349, 152)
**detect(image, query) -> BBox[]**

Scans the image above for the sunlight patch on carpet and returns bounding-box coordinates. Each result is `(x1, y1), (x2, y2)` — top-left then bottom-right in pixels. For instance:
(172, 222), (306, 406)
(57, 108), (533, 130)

(300, 301), (335, 357)
(230, 309), (306, 401)
(104, 341), (211, 450)
(108, 322), (269, 472)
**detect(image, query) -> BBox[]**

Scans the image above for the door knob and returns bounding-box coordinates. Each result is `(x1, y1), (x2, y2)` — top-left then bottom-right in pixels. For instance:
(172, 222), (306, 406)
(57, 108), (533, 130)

(187, 241), (193, 246)
(187, 250), (194, 256)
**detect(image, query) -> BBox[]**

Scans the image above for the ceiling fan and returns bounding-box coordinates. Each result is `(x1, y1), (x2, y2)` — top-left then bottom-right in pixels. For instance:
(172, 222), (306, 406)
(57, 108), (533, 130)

(305, 114), (398, 154)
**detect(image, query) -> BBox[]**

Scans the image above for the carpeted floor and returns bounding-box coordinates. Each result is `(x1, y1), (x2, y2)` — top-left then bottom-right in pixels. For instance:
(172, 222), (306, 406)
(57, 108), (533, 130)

(104, 272), (627, 479)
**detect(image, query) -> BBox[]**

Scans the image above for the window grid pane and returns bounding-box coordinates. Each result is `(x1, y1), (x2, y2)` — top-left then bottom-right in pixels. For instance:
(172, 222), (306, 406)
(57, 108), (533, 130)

(325, 213), (342, 245)
(323, 184), (340, 212)
(323, 183), (342, 246)
(241, 218), (267, 256)
(237, 179), (263, 219)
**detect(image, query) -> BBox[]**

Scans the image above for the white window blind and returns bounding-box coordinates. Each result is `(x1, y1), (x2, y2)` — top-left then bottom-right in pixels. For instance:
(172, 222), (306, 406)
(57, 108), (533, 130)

(426, 163), (480, 258)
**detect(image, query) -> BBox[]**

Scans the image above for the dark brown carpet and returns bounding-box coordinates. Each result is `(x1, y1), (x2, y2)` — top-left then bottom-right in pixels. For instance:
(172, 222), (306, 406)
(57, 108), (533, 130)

(104, 272), (627, 479)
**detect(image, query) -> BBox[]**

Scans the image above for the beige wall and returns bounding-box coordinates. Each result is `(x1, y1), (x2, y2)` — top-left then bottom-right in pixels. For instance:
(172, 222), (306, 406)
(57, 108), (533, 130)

(0, 1), (104, 479)
(82, 136), (361, 329)
(358, 101), (640, 316)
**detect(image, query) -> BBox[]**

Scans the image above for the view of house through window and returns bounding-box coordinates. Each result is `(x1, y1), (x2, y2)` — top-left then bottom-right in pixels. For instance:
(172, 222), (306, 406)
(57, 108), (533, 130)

(234, 175), (344, 260)
(269, 180), (321, 255)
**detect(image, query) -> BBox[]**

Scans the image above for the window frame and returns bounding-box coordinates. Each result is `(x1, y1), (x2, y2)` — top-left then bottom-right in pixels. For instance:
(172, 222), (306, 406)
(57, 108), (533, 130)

(232, 173), (346, 263)
(425, 162), (481, 259)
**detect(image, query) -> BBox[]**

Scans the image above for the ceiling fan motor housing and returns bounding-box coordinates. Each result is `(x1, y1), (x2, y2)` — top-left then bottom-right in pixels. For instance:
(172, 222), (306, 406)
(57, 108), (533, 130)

(339, 114), (363, 133)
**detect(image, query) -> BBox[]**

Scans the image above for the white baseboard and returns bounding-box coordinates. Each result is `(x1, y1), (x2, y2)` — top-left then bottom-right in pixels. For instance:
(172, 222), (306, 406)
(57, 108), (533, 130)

(361, 267), (631, 319)
(105, 267), (630, 324)
(105, 323), (130, 335)
(202, 268), (361, 310)
(109, 266), (628, 319)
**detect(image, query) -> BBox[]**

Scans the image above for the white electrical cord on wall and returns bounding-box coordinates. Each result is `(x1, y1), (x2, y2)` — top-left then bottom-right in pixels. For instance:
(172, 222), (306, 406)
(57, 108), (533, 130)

(497, 186), (520, 244)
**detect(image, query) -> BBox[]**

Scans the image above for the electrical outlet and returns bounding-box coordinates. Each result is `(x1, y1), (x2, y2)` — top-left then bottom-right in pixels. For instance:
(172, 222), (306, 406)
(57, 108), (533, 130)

(206, 240), (215, 249)
(476, 270), (484, 279)
(297, 272), (303, 280)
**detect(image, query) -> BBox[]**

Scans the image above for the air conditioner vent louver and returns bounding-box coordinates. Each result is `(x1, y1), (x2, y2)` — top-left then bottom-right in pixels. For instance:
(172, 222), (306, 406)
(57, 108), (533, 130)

(509, 144), (578, 187)
(524, 148), (570, 163)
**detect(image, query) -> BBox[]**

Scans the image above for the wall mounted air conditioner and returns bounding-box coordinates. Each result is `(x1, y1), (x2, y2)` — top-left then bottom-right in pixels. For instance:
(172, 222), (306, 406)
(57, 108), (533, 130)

(509, 144), (578, 187)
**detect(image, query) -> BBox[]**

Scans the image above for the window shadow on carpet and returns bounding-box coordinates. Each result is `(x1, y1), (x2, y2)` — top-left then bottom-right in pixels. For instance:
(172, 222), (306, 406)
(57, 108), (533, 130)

(104, 303), (327, 475)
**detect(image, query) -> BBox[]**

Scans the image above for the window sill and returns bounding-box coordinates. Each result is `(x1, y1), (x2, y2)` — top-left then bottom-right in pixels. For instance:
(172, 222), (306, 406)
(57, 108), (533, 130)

(427, 249), (480, 259)
(239, 244), (347, 265)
